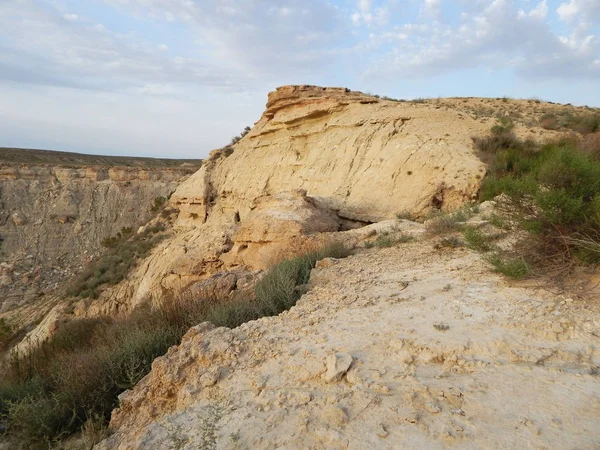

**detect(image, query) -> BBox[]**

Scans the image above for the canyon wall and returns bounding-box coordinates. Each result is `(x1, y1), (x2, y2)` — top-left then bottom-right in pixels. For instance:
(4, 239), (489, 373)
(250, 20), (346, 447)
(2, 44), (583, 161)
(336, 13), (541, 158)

(0, 158), (199, 314)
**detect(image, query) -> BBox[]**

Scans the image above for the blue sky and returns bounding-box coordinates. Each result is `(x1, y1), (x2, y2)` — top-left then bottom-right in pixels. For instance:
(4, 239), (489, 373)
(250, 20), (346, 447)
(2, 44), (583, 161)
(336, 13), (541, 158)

(1, 0), (599, 158)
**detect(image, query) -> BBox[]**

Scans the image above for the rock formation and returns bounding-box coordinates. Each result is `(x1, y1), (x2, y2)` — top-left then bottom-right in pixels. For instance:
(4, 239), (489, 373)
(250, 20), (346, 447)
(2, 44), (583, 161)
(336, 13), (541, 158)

(0, 154), (199, 322)
(78, 86), (492, 317)
(98, 223), (600, 449)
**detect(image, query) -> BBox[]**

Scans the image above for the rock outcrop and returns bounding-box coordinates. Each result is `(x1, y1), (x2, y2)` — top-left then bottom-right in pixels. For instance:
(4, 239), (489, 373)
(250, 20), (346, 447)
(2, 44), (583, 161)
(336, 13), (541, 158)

(173, 85), (487, 225)
(81, 86), (492, 316)
(98, 225), (600, 449)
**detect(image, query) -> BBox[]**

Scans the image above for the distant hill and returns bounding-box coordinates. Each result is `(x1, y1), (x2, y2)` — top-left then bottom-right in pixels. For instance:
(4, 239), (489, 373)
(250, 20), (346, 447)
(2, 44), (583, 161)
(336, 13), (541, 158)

(0, 147), (202, 168)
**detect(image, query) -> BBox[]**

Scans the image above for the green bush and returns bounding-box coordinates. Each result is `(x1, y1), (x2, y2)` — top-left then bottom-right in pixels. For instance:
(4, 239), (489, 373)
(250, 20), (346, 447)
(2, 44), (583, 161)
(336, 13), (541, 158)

(0, 243), (351, 448)
(488, 254), (531, 280)
(463, 227), (493, 252)
(478, 131), (600, 266)
(69, 233), (165, 298)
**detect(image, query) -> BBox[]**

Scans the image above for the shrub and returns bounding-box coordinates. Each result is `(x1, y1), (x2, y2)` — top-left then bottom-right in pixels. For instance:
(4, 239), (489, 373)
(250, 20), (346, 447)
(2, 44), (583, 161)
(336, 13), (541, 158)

(487, 214), (512, 230)
(579, 132), (600, 160)
(478, 129), (600, 268)
(539, 114), (559, 130)
(487, 254), (531, 279)
(0, 318), (12, 348)
(396, 210), (415, 221)
(150, 196), (167, 212)
(435, 236), (463, 249)
(69, 232), (165, 298)
(229, 126), (252, 146)
(364, 232), (413, 248)
(566, 113), (600, 135)
(0, 243), (351, 448)
(463, 227), (493, 252)
(425, 212), (466, 236)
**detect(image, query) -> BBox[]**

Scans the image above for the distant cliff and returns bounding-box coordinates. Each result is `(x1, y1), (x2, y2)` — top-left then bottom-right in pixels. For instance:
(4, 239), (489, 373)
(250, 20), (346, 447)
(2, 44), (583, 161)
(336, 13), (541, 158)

(0, 149), (200, 314)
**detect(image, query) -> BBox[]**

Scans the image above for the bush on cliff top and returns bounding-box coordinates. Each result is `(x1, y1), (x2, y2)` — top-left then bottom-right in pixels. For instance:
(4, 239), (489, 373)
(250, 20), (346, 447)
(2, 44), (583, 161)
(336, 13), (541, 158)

(0, 242), (351, 448)
(475, 125), (600, 274)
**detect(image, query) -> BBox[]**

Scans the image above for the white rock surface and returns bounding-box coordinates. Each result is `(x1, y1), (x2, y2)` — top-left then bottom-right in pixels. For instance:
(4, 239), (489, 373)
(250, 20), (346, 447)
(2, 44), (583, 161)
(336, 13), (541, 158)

(97, 232), (600, 450)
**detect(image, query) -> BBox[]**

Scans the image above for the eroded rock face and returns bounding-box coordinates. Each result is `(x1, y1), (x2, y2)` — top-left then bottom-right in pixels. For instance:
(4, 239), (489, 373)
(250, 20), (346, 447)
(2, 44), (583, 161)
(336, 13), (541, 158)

(0, 163), (196, 314)
(88, 86), (489, 314)
(172, 85), (487, 226)
(221, 189), (341, 269)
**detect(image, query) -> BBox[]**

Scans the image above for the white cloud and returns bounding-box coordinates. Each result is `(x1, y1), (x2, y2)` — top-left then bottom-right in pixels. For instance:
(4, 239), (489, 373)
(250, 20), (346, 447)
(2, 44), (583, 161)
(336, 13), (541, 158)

(558, 1), (580, 22)
(557, 0), (600, 23)
(529, 1), (548, 20)
(138, 83), (175, 95)
(102, 0), (347, 82)
(362, 0), (599, 80)
(351, 0), (389, 26)
(422, 0), (443, 18)
(0, 0), (599, 157)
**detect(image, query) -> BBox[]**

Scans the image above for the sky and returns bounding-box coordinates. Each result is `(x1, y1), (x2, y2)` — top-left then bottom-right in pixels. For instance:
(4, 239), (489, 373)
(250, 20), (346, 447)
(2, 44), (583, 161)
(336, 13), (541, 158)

(0, 0), (599, 158)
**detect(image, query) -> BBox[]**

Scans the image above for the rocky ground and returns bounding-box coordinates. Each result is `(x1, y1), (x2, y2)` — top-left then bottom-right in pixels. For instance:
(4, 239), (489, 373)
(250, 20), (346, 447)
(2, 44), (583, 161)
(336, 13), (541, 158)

(98, 221), (600, 449)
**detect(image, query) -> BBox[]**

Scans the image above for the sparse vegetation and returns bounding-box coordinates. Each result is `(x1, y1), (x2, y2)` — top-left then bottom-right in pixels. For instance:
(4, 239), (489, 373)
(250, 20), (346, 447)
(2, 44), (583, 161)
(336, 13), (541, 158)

(364, 231), (413, 248)
(436, 235), (463, 249)
(463, 227), (493, 252)
(0, 243), (351, 448)
(69, 226), (166, 298)
(538, 111), (600, 135)
(487, 254), (531, 280)
(425, 212), (464, 236)
(579, 132), (600, 160)
(229, 126), (252, 146)
(0, 317), (12, 349)
(487, 213), (512, 230)
(0, 148), (202, 168)
(150, 196), (167, 212)
(476, 126), (600, 275)
(396, 210), (416, 221)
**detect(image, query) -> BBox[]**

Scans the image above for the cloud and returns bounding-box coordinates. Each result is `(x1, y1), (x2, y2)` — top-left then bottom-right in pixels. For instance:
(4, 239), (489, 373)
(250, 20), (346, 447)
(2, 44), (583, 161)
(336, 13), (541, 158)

(519, 1), (548, 20)
(0, 0), (348, 95)
(422, 0), (443, 19)
(103, 0), (348, 80)
(557, 0), (600, 23)
(138, 83), (175, 95)
(362, 0), (599, 81)
(351, 0), (389, 26)
(0, 0), (599, 158)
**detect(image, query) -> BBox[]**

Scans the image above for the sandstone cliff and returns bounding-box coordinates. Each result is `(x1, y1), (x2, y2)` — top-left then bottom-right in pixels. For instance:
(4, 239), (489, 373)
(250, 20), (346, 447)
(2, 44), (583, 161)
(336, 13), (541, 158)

(78, 86), (494, 317)
(3, 88), (598, 448)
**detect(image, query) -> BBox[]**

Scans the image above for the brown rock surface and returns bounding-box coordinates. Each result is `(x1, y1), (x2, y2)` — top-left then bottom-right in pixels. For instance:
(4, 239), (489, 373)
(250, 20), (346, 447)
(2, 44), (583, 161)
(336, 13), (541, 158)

(172, 85), (489, 225)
